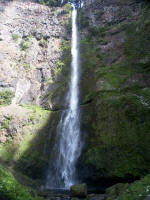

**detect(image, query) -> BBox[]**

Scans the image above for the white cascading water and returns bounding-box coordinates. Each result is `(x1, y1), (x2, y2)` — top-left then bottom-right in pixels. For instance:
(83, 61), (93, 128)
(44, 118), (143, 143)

(46, 6), (81, 189)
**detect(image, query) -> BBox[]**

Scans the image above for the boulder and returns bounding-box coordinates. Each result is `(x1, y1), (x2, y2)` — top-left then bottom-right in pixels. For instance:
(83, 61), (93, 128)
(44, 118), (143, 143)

(70, 183), (87, 197)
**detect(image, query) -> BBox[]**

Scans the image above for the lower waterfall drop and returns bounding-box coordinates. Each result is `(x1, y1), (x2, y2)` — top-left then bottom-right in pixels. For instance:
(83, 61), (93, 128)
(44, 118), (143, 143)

(46, 5), (81, 189)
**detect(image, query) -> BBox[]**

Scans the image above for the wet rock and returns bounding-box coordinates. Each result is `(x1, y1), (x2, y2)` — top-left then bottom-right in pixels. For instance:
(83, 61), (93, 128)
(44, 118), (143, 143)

(121, 73), (150, 88)
(70, 183), (87, 198)
(83, 0), (143, 27)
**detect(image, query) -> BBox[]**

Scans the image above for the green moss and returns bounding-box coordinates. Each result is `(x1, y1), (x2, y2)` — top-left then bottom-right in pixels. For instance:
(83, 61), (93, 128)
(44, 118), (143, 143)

(14, 133), (35, 161)
(79, 0), (150, 183)
(70, 183), (87, 197)
(0, 166), (37, 200)
(84, 89), (150, 178)
(106, 174), (150, 200)
(97, 63), (131, 89)
(124, 7), (150, 67)
(0, 90), (14, 106)
(78, 9), (89, 28)
(23, 104), (50, 117)
(0, 140), (17, 162)
(106, 183), (129, 200)
(88, 26), (108, 39)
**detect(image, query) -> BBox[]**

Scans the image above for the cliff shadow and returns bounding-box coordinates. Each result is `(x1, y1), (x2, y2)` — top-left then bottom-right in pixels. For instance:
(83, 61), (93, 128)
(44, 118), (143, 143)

(11, 37), (73, 189)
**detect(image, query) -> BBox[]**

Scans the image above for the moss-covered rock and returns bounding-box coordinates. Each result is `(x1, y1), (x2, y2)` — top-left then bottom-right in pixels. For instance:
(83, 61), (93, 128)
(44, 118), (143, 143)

(70, 183), (87, 197)
(106, 183), (129, 200)
(106, 174), (150, 200)
(79, 1), (150, 183)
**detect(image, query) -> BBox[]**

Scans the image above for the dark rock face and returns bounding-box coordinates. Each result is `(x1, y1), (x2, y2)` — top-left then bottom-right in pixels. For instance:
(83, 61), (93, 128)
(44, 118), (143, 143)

(78, 0), (150, 185)
(83, 0), (143, 27)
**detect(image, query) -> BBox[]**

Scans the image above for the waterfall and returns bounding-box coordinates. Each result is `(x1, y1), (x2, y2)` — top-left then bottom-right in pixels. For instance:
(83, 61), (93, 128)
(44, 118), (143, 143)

(46, 5), (81, 189)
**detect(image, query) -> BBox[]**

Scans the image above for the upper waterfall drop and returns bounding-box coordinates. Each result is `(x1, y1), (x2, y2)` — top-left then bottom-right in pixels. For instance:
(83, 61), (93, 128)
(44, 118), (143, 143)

(46, 5), (82, 189)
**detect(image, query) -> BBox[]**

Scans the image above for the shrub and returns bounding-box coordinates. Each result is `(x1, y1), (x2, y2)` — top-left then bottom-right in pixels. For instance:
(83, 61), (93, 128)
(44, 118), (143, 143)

(0, 118), (11, 130)
(20, 40), (30, 51)
(39, 38), (48, 48)
(0, 90), (14, 106)
(23, 63), (30, 71)
(12, 34), (19, 41)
